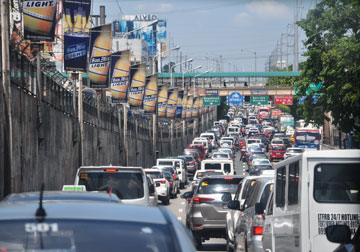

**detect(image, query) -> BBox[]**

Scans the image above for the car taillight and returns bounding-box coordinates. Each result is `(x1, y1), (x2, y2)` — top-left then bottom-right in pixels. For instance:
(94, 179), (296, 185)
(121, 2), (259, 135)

(192, 197), (214, 204)
(249, 161), (252, 165)
(173, 174), (177, 179)
(253, 226), (263, 235)
(159, 180), (167, 184)
(190, 161), (196, 165)
(104, 168), (118, 172)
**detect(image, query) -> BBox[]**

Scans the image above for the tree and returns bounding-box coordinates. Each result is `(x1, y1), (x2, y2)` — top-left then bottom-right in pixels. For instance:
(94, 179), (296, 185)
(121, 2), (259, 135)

(296, 0), (360, 141)
(162, 62), (176, 73)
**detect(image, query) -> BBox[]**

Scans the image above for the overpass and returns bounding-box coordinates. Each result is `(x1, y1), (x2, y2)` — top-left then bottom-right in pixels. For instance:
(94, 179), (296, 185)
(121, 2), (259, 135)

(158, 71), (300, 96)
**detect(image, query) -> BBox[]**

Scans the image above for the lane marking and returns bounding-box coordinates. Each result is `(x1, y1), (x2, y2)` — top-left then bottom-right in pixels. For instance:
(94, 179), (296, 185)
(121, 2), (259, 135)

(177, 217), (182, 221)
(181, 202), (185, 205)
(179, 208), (183, 213)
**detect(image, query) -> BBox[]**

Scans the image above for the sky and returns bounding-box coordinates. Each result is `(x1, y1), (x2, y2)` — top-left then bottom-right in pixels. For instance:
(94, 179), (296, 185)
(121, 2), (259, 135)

(92, 0), (316, 72)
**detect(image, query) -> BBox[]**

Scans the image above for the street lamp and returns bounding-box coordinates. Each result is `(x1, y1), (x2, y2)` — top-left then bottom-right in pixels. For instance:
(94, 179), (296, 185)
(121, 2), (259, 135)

(152, 45), (180, 74)
(193, 69), (209, 97)
(170, 58), (193, 88)
(182, 65), (202, 89)
(240, 49), (257, 84)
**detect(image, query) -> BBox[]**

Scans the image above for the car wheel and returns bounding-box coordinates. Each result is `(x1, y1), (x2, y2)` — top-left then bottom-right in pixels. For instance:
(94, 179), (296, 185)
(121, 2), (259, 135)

(192, 232), (202, 250)
(226, 235), (234, 252)
(166, 196), (170, 205)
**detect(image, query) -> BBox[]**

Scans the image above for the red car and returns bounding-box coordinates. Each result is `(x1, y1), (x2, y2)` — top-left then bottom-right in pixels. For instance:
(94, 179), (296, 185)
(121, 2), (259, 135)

(269, 144), (286, 161)
(184, 148), (202, 164)
(188, 144), (205, 160)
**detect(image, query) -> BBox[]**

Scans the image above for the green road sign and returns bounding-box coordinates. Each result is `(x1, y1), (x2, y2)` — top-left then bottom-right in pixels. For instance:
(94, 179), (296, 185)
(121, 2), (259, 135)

(250, 96), (268, 105)
(203, 96), (221, 106)
(294, 82), (322, 95)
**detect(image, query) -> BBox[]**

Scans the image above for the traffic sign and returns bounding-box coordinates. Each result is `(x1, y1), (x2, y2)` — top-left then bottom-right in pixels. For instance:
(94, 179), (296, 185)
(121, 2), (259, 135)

(294, 82), (322, 95)
(274, 95), (293, 105)
(299, 95), (318, 104)
(227, 92), (244, 105)
(205, 89), (219, 96)
(250, 96), (268, 105)
(203, 96), (221, 106)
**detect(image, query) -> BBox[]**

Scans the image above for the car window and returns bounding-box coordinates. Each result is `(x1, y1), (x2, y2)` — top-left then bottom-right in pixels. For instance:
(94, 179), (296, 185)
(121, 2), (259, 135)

(79, 172), (144, 200)
(204, 163), (221, 170)
(314, 163), (360, 203)
(244, 181), (261, 208)
(260, 183), (274, 207)
(196, 171), (224, 179)
(158, 161), (173, 166)
(0, 220), (174, 251)
(146, 171), (163, 179)
(288, 161), (300, 205)
(276, 167), (286, 207)
(198, 178), (242, 194)
(234, 182), (243, 200)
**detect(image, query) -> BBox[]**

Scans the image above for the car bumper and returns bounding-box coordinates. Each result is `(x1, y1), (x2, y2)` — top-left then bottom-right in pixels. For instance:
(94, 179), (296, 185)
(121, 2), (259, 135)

(247, 235), (264, 252)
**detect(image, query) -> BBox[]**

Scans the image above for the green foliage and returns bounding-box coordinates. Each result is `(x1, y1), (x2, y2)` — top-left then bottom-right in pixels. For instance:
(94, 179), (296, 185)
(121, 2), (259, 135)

(296, 0), (360, 141)
(276, 105), (291, 114)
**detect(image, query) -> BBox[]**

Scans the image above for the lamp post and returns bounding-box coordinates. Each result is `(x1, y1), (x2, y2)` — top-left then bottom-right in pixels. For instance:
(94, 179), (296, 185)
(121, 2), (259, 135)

(193, 70), (210, 97)
(170, 58), (193, 88)
(240, 49), (257, 84)
(182, 65), (202, 89)
(152, 45), (180, 74)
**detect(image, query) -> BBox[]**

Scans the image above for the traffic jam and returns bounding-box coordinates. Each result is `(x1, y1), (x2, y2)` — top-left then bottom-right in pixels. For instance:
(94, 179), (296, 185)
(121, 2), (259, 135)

(0, 105), (359, 252)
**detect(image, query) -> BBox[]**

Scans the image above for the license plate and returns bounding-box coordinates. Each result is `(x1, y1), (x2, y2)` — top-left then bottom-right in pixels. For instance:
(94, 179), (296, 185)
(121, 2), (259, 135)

(276, 152), (281, 154)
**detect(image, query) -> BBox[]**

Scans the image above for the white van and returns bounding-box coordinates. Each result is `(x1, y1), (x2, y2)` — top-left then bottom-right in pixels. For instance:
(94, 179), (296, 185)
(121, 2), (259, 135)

(201, 159), (234, 175)
(246, 138), (261, 146)
(227, 126), (241, 136)
(156, 158), (187, 189)
(262, 150), (360, 252)
(200, 132), (216, 148)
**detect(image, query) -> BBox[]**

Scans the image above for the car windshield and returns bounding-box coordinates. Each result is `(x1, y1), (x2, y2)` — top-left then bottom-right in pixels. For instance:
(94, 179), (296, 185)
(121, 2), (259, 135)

(288, 149), (303, 153)
(212, 153), (229, 159)
(184, 156), (194, 162)
(204, 163), (221, 170)
(0, 219), (174, 251)
(198, 178), (242, 194)
(146, 171), (163, 179)
(78, 172), (144, 200)
(190, 146), (203, 152)
(314, 163), (360, 203)
(271, 146), (286, 151)
(196, 171), (224, 179)
(253, 160), (270, 165)
(202, 135), (214, 140)
(158, 161), (173, 166)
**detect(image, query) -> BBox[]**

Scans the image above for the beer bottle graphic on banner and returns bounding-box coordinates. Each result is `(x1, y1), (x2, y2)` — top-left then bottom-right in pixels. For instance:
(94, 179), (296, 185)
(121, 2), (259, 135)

(128, 64), (146, 107)
(23, 0), (57, 37)
(73, 8), (83, 33)
(90, 25), (111, 87)
(111, 51), (130, 101)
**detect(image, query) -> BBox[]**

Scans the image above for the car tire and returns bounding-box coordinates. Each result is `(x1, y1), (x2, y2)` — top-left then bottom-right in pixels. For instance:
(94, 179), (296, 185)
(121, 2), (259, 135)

(226, 235), (234, 252)
(192, 232), (202, 250)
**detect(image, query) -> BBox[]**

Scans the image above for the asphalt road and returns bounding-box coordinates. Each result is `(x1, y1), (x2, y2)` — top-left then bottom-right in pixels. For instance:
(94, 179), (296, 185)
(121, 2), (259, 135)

(164, 150), (248, 252)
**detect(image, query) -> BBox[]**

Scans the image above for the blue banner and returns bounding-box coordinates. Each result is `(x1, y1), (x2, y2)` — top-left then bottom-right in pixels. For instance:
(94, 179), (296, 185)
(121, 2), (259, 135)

(63, 0), (91, 71)
(176, 91), (184, 118)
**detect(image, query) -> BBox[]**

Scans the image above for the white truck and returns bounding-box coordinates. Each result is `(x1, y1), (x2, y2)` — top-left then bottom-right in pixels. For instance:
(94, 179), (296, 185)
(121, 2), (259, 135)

(262, 150), (360, 252)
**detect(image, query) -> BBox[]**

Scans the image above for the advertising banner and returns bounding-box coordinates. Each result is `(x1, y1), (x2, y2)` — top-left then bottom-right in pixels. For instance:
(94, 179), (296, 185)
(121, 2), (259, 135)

(143, 75), (158, 113)
(192, 97), (200, 118)
(166, 88), (178, 119)
(128, 64), (146, 107)
(181, 94), (188, 119)
(186, 96), (194, 119)
(89, 24), (112, 88)
(176, 91), (184, 119)
(63, 0), (91, 71)
(157, 20), (166, 42)
(199, 97), (204, 115)
(23, 0), (58, 41)
(274, 95), (293, 105)
(110, 50), (130, 103)
(157, 85), (168, 117)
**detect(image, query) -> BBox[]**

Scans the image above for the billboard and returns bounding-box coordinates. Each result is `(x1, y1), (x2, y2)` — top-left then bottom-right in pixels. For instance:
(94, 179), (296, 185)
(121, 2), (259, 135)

(23, 0), (58, 41)
(157, 85), (168, 117)
(186, 96), (194, 119)
(274, 95), (293, 105)
(143, 75), (158, 113)
(128, 64), (146, 107)
(192, 97), (199, 118)
(166, 88), (178, 119)
(181, 94), (188, 119)
(176, 91), (183, 119)
(110, 50), (130, 103)
(113, 15), (166, 56)
(63, 0), (91, 71)
(89, 24), (112, 88)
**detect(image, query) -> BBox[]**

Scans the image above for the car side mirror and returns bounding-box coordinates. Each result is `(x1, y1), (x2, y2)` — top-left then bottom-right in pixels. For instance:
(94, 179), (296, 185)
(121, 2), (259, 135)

(227, 200), (240, 210)
(149, 184), (155, 194)
(155, 182), (161, 187)
(181, 191), (193, 199)
(325, 225), (352, 244)
(188, 177), (194, 181)
(177, 171), (181, 174)
(255, 202), (264, 215)
(221, 192), (232, 202)
(245, 169), (249, 172)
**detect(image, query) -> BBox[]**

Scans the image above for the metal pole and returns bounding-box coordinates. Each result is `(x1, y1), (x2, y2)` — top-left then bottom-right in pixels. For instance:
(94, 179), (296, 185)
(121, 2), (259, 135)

(294, 0), (299, 71)
(1, 0), (14, 193)
(152, 114), (157, 163)
(78, 74), (84, 165)
(286, 27), (289, 71)
(123, 103), (128, 166)
(280, 34), (283, 70)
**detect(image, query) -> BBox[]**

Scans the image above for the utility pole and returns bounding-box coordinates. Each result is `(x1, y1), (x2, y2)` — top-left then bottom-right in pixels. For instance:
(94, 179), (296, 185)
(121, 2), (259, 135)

(280, 34), (283, 70)
(1, 0), (14, 193)
(180, 52), (182, 73)
(294, 0), (299, 71)
(286, 27), (289, 71)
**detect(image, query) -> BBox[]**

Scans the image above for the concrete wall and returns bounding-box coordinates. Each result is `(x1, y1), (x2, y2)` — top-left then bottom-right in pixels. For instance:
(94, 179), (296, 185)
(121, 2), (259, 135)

(0, 49), (216, 199)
